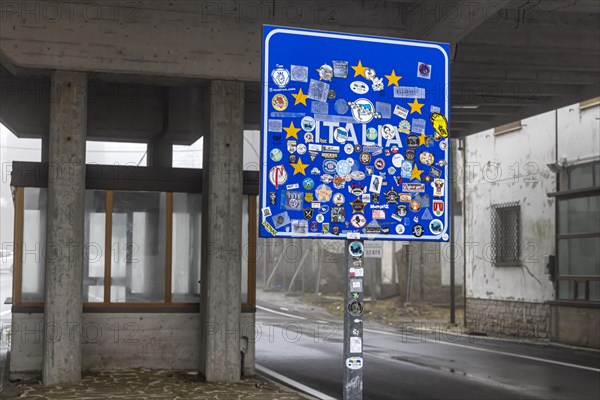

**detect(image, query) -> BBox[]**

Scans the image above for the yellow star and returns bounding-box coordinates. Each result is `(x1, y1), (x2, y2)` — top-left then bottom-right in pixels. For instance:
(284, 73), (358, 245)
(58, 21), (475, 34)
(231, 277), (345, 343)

(408, 98), (424, 114)
(351, 60), (367, 78)
(385, 69), (402, 86)
(292, 88), (308, 106)
(418, 132), (427, 146)
(411, 165), (424, 181)
(291, 158), (309, 175)
(284, 122), (300, 139)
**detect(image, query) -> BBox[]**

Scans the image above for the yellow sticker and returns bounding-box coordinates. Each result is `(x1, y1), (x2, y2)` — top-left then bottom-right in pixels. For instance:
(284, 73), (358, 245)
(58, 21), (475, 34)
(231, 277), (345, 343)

(262, 220), (277, 236)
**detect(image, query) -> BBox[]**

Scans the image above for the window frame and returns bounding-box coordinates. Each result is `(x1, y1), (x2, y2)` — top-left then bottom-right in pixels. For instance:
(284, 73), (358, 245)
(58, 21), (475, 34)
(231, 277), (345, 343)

(9, 162), (258, 312)
(490, 202), (521, 267)
(549, 161), (600, 304)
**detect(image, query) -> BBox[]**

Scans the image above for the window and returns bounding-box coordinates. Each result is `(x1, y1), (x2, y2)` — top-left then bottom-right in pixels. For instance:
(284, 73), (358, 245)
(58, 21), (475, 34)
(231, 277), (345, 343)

(555, 161), (600, 302)
(111, 191), (167, 302)
(10, 162), (258, 310)
(490, 202), (521, 266)
(21, 188), (47, 302)
(171, 192), (202, 302)
(83, 190), (106, 303)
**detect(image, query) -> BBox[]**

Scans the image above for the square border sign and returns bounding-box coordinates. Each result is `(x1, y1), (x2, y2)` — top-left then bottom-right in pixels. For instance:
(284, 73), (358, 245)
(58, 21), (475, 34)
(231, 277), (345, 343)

(260, 25), (450, 241)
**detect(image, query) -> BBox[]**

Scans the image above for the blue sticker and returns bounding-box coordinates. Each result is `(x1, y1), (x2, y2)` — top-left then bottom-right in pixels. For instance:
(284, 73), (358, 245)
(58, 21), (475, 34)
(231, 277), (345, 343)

(335, 98), (349, 114)
(376, 102), (392, 119)
(311, 101), (329, 115)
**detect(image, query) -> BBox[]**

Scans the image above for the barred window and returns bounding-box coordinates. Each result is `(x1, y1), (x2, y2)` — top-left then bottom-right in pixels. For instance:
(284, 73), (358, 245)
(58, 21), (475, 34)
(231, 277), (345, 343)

(491, 202), (521, 266)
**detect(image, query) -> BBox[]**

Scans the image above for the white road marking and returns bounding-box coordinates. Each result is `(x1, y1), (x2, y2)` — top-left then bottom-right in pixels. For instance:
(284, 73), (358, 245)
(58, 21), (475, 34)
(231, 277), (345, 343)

(363, 328), (600, 373)
(257, 306), (600, 373)
(256, 305), (306, 320)
(256, 364), (336, 400)
(280, 307), (289, 311)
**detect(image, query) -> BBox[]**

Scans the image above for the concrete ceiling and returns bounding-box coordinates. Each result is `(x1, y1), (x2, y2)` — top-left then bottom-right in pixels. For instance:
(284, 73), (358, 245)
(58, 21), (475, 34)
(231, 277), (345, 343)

(0, 0), (598, 142)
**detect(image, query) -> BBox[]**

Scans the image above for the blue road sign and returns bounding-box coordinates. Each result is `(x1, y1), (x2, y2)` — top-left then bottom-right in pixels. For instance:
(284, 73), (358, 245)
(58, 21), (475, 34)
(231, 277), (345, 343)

(260, 25), (450, 241)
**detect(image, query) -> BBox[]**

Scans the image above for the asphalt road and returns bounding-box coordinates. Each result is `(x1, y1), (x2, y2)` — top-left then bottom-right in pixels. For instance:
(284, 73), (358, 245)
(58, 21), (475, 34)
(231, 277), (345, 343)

(255, 304), (600, 400)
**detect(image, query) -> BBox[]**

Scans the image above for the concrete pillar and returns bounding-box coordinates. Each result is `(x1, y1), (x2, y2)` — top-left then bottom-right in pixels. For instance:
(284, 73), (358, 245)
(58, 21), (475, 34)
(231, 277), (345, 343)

(199, 80), (244, 382)
(147, 138), (172, 167)
(43, 71), (87, 385)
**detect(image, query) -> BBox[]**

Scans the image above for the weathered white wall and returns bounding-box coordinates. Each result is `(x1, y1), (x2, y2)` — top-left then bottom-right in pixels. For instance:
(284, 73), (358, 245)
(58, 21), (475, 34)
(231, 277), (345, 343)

(556, 102), (600, 163)
(464, 112), (556, 302)
(464, 100), (600, 303)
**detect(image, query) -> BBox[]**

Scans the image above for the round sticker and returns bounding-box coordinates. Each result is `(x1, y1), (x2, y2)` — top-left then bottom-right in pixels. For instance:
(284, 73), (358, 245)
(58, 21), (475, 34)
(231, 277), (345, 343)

(269, 165), (288, 187)
(303, 177), (314, 190)
(333, 193), (345, 206)
(335, 98), (349, 114)
(344, 143), (354, 154)
(348, 241), (364, 258)
(334, 127), (349, 144)
(430, 219), (444, 235)
(397, 204), (408, 217)
(412, 224), (424, 237)
(272, 94), (288, 111)
(374, 158), (385, 170)
(440, 140), (448, 151)
(381, 124), (396, 140)
(304, 132), (314, 142)
(346, 356), (363, 370)
(396, 224), (405, 234)
(410, 200), (421, 212)
(419, 152), (435, 166)
(315, 184), (333, 202)
(336, 160), (351, 176)
(296, 144), (307, 155)
(328, 89), (336, 99)
(317, 64), (334, 81)
(392, 153), (404, 168)
(350, 98), (377, 124)
(272, 67), (290, 88)
(347, 300), (363, 317)
(350, 81), (369, 94)
(323, 160), (337, 174)
(366, 127), (378, 141)
(350, 214), (367, 228)
(359, 152), (371, 164)
(270, 148), (283, 162)
(301, 116), (316, 132)
(316, 214), (325, 223)
(319, 205), (330, 214)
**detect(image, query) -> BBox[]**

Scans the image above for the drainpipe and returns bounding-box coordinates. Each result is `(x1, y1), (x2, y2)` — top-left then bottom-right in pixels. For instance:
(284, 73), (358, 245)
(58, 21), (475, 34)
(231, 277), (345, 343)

(461, 137), (467, 327)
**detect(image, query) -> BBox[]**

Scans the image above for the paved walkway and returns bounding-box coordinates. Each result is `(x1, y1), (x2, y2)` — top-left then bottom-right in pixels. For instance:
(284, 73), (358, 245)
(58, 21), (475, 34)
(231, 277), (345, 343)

(0, 368), (308, 399)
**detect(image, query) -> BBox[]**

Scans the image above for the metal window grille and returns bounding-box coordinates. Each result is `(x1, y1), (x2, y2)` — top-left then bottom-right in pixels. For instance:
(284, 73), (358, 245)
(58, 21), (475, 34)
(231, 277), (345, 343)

(491, 202), (521, 266)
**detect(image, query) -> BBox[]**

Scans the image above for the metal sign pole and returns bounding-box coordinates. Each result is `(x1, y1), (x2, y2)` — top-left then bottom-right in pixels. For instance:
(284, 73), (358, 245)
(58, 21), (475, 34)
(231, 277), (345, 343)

(344, 239), (364, 400)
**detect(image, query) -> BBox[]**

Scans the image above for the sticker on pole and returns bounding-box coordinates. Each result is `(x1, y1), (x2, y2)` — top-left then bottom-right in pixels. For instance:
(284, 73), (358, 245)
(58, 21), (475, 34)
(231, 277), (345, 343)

(348, 241), (364, 258)
(347, 300), (363, 316)
(350, 337), (362, 354)
(260, 25), (451, 241)
(346, 357), (363, 370)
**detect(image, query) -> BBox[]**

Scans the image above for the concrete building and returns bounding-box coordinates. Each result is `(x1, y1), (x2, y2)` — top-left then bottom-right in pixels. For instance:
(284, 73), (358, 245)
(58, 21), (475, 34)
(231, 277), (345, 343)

(0, 0), (598, 386)
(462, 99), (600, 347)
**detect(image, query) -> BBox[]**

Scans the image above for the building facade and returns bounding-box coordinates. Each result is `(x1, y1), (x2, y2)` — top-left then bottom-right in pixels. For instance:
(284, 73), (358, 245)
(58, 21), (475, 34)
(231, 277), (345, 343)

(462, 99), (600, 347)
